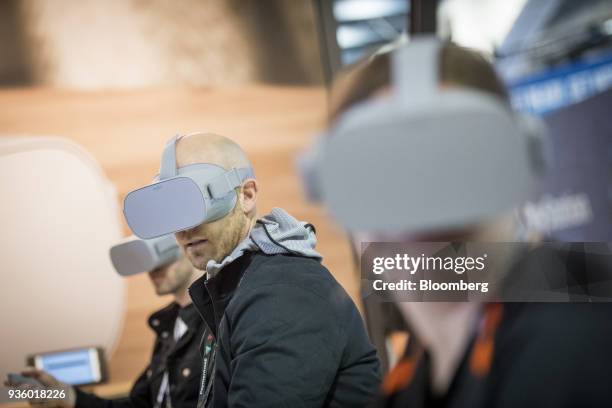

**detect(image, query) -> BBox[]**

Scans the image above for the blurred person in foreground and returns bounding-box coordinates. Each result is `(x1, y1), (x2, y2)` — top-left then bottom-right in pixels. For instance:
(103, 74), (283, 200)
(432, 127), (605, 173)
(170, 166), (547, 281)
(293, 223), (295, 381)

(8, 235), (205, 408)
(302, 36), (612, 407)
(123, 132), (381, 407)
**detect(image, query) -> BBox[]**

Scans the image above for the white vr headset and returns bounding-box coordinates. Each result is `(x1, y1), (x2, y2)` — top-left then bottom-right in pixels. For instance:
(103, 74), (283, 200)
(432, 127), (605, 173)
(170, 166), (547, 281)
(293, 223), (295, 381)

(298, 36), (549, 233)
(109, 234), (180, 276)
(124, 134), (255, 239)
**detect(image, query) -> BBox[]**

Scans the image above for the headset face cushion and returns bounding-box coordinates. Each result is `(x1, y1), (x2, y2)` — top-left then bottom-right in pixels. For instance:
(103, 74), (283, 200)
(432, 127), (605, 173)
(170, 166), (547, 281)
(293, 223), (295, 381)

(124, 177), (206, 239)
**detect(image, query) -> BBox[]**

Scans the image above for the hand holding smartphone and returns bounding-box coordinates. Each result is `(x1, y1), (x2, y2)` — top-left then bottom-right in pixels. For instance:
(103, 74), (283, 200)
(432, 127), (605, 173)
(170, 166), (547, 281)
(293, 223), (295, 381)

(28, 346), (105, 386)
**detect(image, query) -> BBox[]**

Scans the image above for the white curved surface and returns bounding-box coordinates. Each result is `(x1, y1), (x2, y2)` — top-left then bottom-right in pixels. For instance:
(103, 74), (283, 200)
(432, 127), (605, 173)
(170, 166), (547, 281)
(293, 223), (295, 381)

(0, 137), (125, 402)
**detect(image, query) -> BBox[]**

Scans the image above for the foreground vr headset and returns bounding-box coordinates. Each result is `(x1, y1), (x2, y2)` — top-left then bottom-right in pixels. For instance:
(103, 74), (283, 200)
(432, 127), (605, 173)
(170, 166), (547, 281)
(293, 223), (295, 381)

(124, 134), (255, 239)
(298, 36), (549, 233)
(110, 234), (180, 276)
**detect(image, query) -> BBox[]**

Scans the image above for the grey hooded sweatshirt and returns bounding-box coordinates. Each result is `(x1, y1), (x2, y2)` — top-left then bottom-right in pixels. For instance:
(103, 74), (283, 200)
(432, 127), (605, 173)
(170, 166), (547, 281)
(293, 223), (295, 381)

(189, 208), (381, 408)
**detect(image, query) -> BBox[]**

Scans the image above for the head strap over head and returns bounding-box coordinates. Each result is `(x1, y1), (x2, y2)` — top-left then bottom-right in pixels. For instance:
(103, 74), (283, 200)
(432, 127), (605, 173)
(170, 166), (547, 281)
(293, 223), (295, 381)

(392, 36), (440, 106)
(160, 134), (181, 180)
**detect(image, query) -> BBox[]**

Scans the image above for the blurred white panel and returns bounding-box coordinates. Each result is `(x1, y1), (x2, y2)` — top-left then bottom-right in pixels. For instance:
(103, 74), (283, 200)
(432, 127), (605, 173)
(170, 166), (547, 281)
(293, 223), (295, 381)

(337, 24), (383, 49)
(0, 137), (124, 402)
(438, 0), (528, 54)
(333, 0), (409, 22)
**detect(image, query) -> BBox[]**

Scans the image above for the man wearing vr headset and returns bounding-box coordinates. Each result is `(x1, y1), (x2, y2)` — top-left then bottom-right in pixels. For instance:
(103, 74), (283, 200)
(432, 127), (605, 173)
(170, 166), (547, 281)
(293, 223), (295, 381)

(302, 37), (612, 407)
(123, 133), (381, 407)
(14, 235), (206, 408)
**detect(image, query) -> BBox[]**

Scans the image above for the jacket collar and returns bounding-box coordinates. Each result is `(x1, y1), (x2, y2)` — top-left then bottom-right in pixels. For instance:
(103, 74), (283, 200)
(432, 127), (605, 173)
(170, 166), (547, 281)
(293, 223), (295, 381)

(148, 302), (201, 336)
(188, 252), (254, 338)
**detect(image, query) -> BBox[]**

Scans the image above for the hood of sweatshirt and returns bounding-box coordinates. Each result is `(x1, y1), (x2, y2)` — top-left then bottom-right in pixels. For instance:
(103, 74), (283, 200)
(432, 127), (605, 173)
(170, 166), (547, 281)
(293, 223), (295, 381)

(205, 207), (322, 278)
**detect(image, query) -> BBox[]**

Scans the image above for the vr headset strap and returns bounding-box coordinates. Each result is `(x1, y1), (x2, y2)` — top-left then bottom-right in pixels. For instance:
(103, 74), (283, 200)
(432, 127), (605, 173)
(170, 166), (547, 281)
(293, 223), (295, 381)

(207, 167), (254, 199)
(392, 36), (440, 106)
(160, 134), (181, 180)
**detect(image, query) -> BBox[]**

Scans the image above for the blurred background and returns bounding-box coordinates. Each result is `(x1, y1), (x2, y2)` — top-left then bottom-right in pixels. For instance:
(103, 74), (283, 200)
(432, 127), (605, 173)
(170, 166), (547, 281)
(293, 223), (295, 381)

(1, 0), (611, 405)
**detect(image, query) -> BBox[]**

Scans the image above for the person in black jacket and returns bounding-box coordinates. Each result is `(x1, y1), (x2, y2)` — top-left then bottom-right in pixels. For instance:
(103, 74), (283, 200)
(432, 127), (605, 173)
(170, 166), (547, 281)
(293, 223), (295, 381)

(14, 242), (206, 408)
(161, 133), (381, 407)
(306, 38), (612, 408)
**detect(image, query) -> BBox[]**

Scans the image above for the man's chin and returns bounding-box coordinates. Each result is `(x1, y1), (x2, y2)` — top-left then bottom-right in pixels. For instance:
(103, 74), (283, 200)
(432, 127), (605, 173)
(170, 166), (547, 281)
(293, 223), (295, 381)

(151, 280), (175, 296)
(187, 255), (209, 271)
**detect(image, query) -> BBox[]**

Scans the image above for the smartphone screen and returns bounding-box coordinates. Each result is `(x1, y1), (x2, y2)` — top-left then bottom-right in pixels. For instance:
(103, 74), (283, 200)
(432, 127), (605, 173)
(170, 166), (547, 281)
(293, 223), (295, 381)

(34, 348), (102, 385)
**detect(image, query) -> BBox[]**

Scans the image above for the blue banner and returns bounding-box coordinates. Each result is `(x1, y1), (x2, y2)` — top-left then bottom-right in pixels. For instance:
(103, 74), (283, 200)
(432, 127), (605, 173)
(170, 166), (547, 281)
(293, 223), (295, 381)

(505, 51), (612, 115)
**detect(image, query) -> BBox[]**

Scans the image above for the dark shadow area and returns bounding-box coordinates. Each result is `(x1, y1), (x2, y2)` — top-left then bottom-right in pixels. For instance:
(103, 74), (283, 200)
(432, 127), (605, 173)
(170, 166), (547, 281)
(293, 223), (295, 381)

(0, 0), (33, 86)
(228, 0), (324, 85)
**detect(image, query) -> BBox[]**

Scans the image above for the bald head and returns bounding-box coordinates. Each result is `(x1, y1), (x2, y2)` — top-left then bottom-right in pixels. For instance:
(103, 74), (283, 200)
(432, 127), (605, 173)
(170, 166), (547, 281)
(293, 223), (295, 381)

(176, 133), (252, 170)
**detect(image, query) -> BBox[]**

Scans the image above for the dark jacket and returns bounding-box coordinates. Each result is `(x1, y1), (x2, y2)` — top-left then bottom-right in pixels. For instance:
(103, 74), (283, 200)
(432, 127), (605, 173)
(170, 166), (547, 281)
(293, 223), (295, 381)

(376, 244), (612, 408)
(189, 252), (381, 408)
(75, 302), (206, 408)
(378, 302), (612, 408)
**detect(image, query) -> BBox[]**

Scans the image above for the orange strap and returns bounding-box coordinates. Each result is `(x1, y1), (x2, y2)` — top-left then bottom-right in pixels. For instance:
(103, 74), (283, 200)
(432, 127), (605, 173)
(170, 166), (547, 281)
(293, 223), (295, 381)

(469, 303), (504, 378)
(381, 345), (422, 395)
(382, 303), (504, 395)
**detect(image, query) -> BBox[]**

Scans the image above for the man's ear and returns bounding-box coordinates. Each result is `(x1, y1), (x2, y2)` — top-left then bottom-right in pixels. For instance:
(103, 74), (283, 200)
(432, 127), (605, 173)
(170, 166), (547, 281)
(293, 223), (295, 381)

(240, 179), (258, 214)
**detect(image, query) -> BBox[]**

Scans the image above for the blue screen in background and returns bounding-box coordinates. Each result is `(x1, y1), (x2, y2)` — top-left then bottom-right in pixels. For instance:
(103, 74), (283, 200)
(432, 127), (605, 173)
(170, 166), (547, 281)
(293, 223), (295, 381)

(39, 350), (95, 385)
